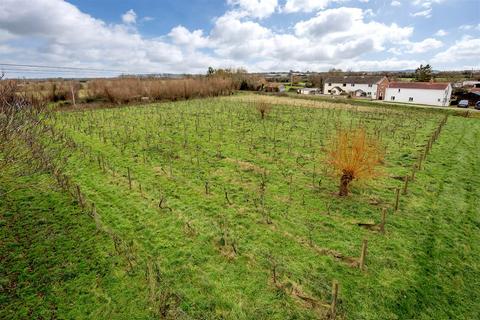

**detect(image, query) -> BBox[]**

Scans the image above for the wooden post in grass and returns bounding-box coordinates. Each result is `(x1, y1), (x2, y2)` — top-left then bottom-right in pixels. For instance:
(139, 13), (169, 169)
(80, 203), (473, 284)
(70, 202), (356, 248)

(76, 185), (84, 208)
(394, 187), (400, 211)
(411, 164), (417, 182)
(127, 167), (132, 190)
(402, 176), (409, 195)
(379, 208), (386, 234)
(359, 239), (368, 270)
(92, 203), (101, 230)
(330, 280), (339, 317)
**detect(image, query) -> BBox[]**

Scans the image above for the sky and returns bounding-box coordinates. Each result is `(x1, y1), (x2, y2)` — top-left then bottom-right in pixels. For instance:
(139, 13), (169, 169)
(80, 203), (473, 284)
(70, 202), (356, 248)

(0, 0), (479, 77)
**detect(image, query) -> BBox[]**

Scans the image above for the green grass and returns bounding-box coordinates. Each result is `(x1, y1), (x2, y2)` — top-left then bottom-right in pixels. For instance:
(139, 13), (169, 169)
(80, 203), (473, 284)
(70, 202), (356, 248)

(0, 164), (151, 319)
(3, 93), (480, 319)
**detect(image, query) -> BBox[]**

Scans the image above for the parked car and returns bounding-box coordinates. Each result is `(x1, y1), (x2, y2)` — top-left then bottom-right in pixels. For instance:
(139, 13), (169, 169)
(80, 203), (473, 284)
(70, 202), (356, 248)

(457, 100), (469, 108)
(475, 101), (480, 110)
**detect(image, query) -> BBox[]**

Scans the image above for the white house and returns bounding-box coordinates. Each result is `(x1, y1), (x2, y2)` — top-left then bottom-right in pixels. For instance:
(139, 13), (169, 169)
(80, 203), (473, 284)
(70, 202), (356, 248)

(323, 75), (389, 100)
(385, 82), (452, 107)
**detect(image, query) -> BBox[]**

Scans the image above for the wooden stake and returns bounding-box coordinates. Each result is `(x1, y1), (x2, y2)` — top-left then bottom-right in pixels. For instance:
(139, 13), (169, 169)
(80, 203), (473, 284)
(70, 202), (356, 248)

(330, 280), (339, 317)
(76, 185), (83, 208)
(410, 164), (417, 182)
(402, 176), (409, 195)
(394, 187), (400, 211)
(359, 239), (368, 270)
(127, 167), (132, 189)
(380, 208), (386, 234)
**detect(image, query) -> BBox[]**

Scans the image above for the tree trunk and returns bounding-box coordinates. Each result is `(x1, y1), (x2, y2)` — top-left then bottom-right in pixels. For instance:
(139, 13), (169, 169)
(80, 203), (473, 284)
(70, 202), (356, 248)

(339, 171), (354, 196)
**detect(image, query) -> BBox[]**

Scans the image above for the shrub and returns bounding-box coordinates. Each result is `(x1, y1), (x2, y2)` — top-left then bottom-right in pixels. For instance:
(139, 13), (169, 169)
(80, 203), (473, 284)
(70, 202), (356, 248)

(255, 100), (272, 119)
(326, 128), (384, 196)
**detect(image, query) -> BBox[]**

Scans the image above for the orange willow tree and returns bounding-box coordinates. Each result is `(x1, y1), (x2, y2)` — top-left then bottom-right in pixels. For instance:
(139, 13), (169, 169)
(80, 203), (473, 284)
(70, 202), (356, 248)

(327, 128), (384, 196)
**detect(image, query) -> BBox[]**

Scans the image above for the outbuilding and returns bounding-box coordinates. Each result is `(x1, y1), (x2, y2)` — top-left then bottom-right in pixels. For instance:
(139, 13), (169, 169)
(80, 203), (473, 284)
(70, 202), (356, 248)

(385, 82), (452, 107)
(298, 88), (319, 95)
(265, 83), (286, 93)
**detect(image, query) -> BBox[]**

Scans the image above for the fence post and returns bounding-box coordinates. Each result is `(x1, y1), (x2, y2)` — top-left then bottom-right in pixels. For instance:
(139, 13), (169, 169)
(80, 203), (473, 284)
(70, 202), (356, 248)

(380, 208), (386, 234)
(359, 239), (368, 270)
(394, 187), (400, 211)
(402, 176), (409, 195)
(330, 280), (339, 317)
(76, 185), (84, 208)
(127, 167), (132, 189)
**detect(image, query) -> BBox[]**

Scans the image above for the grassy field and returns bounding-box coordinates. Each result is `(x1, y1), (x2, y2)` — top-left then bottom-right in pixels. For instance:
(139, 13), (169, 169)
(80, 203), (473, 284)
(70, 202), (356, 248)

(2, 93), (480, 319)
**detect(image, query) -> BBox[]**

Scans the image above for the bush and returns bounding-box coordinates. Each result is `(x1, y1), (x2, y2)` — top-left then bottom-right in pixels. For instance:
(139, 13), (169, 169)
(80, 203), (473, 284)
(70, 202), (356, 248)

(255, 100), (272, 119)
(327, 128), (384, 196)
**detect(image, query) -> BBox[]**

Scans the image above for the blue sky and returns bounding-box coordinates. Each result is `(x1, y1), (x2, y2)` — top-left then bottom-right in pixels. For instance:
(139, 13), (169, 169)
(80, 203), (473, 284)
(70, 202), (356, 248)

(0, 0), (479, 77)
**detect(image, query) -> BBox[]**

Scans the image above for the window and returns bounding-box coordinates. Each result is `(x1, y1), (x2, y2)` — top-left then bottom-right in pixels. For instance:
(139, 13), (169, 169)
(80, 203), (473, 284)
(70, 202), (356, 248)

(367, 92), (372, 96)
(328, 83), (332, 86)
(342, 83), (346, 87)
(368, 84), (373, 87)
(351, 83), (355, 87)
(398, 89), (401, 92)
(409, 97), (414, 102)
(328, 90), (332, 93)
(391, 96), (395, 101)
(438, 98), (441, 102)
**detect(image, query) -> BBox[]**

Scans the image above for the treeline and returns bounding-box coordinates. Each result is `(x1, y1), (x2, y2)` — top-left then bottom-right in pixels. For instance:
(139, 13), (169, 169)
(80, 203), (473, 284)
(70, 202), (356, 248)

(19, 77), (234, 105)
(86, 77), (235, 104)
(17, 71), (266, 105)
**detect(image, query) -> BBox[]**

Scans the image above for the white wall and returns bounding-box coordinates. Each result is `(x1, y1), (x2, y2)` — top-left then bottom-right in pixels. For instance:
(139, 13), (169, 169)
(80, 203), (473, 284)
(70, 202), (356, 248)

(324, 82), (378, 98)
(385, 86), (452, 106)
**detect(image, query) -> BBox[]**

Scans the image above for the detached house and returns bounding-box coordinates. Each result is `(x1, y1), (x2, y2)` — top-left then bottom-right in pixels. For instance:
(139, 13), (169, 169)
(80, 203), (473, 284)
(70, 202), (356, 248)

(323, 75), (389, 100)
(385, 82), (452, 107)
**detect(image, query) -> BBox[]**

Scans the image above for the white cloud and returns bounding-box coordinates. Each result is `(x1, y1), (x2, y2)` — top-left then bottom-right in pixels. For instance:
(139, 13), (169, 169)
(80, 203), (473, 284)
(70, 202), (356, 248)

(122, 9), (137, 24)
(169, 26), (209, 48)
(435, 29), (447, 36)
(459, 24), (480, 31)
(391, 1), (401, 6)
(433, 37), (480, 65)
(283, 0), (335, 13)
(410, 0), (446, 18)
(227, 0), (278, 19)
(459, 24), (473, 30)
(0, 0), (188, 72)
(294, 7), (362, 38)
(294, 7), (412, 50)
(410, 8), (432, 18)
(405, 38), (443, 53)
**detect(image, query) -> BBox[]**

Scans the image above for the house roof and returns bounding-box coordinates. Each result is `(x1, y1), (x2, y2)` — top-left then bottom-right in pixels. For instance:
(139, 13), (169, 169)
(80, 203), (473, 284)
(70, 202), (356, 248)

(324, 75), (386, 85)
(388, 82), (450, 90)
